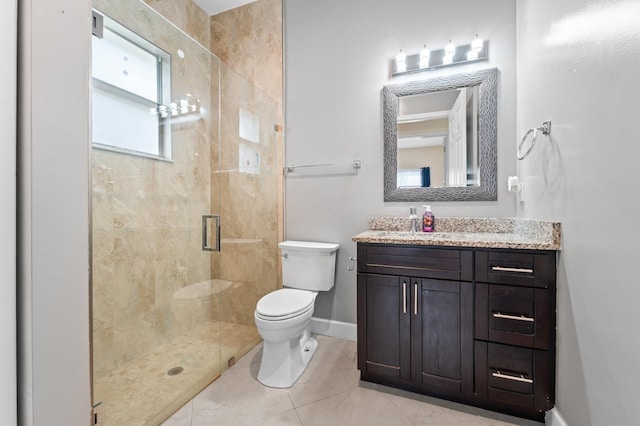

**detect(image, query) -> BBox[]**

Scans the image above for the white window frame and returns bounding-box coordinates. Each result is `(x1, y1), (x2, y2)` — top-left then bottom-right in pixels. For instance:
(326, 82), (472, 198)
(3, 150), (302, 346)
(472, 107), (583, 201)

(91, 11), (172, 161)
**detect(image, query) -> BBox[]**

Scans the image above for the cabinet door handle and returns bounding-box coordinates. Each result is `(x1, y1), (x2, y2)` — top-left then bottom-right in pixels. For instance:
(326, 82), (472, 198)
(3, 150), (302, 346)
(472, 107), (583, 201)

(402, 282), (407, 314)
(492, 312), (534, 322)
(492, 370), (533, 384)
(491, 266), (533, 274)
(414, 283), (418, 315)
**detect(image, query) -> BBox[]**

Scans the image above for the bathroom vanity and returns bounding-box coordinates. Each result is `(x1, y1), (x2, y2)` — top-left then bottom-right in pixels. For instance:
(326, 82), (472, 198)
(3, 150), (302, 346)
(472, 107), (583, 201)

(353, 218), (560, 422)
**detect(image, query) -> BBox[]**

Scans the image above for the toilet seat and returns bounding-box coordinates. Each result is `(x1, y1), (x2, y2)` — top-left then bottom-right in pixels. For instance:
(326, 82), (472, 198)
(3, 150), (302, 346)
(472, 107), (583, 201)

(256, 289), (315, 321)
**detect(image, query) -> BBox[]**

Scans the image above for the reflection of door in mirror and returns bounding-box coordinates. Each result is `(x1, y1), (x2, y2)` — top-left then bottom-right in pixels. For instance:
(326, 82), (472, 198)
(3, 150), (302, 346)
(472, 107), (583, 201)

(396, 87), (479, 188)
(465, 86), (479, 186)
(447, 88), (466, 186)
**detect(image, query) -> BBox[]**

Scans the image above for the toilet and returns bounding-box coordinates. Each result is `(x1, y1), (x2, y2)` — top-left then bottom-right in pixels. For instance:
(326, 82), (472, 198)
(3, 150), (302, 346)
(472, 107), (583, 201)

(254, 240), (339, 388)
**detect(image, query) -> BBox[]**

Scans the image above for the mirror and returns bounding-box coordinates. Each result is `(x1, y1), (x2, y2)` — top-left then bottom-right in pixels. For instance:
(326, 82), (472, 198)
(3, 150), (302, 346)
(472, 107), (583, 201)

(383, 68), (497, 202)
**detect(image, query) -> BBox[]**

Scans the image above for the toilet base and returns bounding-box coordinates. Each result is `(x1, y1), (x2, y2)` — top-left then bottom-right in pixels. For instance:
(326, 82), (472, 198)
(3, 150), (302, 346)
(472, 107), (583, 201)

(257, 328), (317, 388)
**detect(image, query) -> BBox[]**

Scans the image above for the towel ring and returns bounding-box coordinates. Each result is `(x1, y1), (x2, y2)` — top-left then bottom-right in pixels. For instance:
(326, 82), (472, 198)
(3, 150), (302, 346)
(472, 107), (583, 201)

(517, 121), (551, 161)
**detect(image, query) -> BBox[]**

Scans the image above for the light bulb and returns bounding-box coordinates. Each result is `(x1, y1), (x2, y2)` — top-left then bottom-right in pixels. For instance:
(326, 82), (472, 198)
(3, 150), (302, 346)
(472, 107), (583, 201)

(419, 45), (430, 68)
(396, 49), (407, 73)
(445, 40), (456, 57)
(471, 34), (483, 52)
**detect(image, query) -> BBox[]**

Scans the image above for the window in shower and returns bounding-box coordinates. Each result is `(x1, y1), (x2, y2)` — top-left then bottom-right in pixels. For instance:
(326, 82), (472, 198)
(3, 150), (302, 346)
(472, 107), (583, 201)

(91, 13), (172, 160)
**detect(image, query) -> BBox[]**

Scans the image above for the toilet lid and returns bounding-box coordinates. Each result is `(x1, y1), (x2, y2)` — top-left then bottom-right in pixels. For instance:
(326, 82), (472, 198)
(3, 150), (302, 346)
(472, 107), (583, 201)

(256, 289), (315, 319)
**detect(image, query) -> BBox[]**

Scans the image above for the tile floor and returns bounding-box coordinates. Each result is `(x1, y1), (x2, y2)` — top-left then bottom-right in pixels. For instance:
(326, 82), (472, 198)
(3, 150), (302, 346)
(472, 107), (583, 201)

(161, 335), (542, 426)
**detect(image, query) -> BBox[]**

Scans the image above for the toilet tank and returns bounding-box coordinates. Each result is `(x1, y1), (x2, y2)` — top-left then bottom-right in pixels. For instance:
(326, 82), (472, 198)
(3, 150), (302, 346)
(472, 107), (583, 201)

(279, 241), (340, 291)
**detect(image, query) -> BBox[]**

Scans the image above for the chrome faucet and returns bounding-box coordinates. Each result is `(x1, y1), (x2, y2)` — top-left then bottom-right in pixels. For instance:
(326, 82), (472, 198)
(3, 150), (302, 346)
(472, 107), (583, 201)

(409, 206), (418, 233)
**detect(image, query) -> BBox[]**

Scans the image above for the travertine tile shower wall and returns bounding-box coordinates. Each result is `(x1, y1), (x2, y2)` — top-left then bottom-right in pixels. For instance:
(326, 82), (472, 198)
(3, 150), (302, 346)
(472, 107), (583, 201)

(143, 0), (210, 48)
(216, 63), (279, 328)
(210, 0), (284, 259)
(209, 0), (283, 103)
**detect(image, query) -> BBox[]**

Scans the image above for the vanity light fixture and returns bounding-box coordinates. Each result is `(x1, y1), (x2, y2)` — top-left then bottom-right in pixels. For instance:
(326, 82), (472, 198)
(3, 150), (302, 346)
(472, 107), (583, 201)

(468, 35), (483, 60)
(391, 35), (488, 76)
(471, 34), (483, 52)
(419, 45), (430, 68)
(395, 49), (407, 73)
(443, 40), (456, 65)
(445, 40), (456, 56)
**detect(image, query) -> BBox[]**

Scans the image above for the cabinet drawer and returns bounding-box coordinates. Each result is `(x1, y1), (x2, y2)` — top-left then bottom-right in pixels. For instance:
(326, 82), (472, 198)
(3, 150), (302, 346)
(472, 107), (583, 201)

(476, 283), (551, 349)
(475, 341), (553, 412)
(358, 244), (472, 281)
(475, 250), (555, 288)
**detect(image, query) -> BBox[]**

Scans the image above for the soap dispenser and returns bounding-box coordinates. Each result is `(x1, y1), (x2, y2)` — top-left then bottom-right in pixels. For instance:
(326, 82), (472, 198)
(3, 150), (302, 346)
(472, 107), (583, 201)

(422, 205), (435, 232)
(409, 206), (419, 233)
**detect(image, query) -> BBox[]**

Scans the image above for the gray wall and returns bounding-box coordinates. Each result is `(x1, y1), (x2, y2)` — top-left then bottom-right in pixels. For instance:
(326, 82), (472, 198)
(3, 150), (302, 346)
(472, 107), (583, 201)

(516, 0), (640, 424)
(284, 0), (517, 324)
(18, 0), (92, 424)
(1, 1), (17, 424)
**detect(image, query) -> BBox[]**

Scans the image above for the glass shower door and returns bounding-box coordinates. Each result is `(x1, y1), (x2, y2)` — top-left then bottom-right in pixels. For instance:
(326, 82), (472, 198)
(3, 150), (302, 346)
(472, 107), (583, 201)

(90, 1), (281, 424)
(90, 1), (223, 424)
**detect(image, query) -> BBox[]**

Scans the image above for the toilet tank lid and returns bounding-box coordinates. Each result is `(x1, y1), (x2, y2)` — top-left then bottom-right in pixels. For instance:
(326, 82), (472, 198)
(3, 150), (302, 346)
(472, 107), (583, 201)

(278, 240), (339, 252)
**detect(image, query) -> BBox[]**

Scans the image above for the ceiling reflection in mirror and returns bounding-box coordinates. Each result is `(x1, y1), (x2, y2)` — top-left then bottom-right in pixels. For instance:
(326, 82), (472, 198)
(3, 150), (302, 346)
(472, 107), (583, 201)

(383, 68), (497, 202)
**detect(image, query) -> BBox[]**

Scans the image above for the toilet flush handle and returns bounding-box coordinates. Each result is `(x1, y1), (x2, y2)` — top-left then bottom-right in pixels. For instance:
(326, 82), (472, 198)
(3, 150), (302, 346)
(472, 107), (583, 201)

(281, 253), (289, 259)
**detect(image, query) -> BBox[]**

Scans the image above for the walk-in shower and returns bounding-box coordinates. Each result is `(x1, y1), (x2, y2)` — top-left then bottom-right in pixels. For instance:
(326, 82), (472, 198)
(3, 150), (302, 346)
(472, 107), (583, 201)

(90, 1), (279, 423)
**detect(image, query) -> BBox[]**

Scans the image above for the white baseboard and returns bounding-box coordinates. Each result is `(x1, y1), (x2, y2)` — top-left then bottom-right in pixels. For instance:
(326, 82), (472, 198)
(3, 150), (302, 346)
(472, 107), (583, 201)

(310, 317), (357, 341)
(545, 408), (568, 426)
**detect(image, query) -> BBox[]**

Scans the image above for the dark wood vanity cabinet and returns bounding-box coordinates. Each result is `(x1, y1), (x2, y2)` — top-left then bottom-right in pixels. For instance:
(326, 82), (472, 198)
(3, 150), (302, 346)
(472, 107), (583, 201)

(357, 244), (474, 398)
(356, 243), (557, 422)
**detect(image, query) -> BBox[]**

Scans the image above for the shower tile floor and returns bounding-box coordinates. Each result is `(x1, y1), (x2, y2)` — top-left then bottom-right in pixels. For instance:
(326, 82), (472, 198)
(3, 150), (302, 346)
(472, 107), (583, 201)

(94, 320), (260, 426)
(161, 335), (542, 426)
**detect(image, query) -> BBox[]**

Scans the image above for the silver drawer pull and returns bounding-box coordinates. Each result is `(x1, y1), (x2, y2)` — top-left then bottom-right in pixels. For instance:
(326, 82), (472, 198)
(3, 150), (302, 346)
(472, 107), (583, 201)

(492, 312), (534, 322)
(491, 266), (533, 274)
(492, 370), (533, 384)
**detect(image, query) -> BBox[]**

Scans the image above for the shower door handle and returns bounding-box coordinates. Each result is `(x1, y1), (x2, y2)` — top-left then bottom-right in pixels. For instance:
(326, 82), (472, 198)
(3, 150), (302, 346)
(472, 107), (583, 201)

(202, 214), (221, 251)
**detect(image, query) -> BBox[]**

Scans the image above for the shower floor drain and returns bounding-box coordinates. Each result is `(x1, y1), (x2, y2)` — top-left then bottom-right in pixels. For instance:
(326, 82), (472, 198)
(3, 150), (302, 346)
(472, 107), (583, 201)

(167, 366), (184, 376)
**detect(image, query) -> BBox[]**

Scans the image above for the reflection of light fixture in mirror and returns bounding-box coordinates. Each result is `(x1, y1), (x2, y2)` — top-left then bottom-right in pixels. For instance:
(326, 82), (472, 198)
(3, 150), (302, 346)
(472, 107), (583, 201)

(390, 36), (488, 76)
(150, 94), (201, 118)
(396, 49), (407, 73)
(419, 45), (430, 68)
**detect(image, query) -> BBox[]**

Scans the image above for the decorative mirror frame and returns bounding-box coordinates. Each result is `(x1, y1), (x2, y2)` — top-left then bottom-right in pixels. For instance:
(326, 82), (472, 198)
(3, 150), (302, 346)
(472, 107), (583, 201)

(383, 67), (498, 202)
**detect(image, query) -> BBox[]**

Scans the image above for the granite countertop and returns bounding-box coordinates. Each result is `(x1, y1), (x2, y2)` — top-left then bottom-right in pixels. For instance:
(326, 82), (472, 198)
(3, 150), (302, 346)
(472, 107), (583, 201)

(352, 217), (561, 251)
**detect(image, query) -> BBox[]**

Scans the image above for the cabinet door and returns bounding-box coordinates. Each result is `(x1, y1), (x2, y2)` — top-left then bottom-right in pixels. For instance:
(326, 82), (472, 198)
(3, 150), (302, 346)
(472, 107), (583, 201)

(411, 278), (473, 395)
(357, 273), (410, 379)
